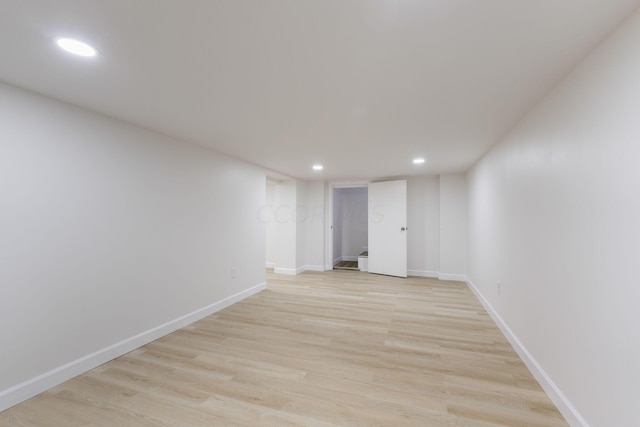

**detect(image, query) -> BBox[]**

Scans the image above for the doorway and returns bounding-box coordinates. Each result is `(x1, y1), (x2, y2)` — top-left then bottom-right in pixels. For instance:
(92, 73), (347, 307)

(332, 187), (368, 270)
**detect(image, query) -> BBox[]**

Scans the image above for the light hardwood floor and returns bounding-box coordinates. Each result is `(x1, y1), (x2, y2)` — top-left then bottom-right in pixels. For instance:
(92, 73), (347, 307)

(0, 271), (567, 426)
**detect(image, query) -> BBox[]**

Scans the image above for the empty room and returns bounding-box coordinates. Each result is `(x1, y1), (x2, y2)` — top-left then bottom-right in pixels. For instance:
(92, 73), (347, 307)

(1, 1), (639, 426)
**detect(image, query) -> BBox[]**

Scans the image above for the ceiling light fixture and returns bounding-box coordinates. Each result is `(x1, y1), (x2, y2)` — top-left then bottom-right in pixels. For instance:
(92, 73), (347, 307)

(312, 164), (324, 171)
(55, 37), (97, 57)
(413, 158), (426, 164)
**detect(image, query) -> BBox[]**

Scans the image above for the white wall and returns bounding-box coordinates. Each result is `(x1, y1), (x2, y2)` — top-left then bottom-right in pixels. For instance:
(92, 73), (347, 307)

(0, 82), (266, 410)
(303, 181), (326, 270)
(466, 9), (640, 426)
(295, 180), (307, 270)
(324, 183), (333, 270)
(326, 177), (459, 278)
(340, 187), (368, 259)
(407, 176), (440, 277)
(272, 180), (297, 274)
(265, 181), (277, 268)
(332, 188), (343, 264)
(439, 174), (467, 280)
(266, 179), (325, 274)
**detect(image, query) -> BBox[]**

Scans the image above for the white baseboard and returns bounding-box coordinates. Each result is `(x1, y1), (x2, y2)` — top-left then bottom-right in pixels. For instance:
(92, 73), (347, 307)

(265, 262), (275, 269)
(465, 278), (587, 427)
(303, 265), (325, 272)
(0, 282), (266, 412)
(408, 269), (439, 278)
(438, 273), (468, 282)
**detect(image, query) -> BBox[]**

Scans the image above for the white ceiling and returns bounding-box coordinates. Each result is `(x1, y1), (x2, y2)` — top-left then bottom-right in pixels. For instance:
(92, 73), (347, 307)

(1, 1), (638, 180)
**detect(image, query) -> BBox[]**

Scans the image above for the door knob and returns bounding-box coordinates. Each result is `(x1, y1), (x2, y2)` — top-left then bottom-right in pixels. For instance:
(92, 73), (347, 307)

(401, 227), (407, 231)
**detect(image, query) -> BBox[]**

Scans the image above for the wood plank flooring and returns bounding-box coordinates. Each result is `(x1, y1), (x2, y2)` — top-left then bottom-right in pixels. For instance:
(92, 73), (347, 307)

(0, 270), (567, 426)
(334, 260), (358, 270)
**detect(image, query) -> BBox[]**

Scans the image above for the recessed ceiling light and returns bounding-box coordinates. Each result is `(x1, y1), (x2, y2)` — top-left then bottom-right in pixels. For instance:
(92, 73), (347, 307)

(55, 38), (97, 57)
(312, 165), (324, 171)
(413, 158), (426, 164)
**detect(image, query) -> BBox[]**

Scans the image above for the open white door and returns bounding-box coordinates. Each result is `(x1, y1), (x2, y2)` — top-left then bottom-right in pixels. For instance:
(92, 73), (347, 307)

(368, 180), (407, 278)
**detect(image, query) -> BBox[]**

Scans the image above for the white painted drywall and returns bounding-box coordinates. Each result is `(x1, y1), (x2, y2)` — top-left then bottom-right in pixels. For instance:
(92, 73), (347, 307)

(340, 187), (368, 259)
(0, 82), (266, 406)
(267, 179), (325, 274)
(265, 181), (277, 268)
(327, 177), (445, 277)
(272, 172), (472, 283)
(272, 180), (297, 273)
(439, 174), (467, 279)
(407, 176), (440, 276)
(467, 9), (640, 426)
(303, 181), (326, 270)
(332, 188), (343, 264)
(324, 183), (333, 270)
(295, 180), (307, 270)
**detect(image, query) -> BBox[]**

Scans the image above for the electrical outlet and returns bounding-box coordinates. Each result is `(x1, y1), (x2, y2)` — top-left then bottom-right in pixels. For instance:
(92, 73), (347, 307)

(497, 281), (502, 295)
(231, 267), (237, 279)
